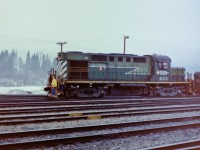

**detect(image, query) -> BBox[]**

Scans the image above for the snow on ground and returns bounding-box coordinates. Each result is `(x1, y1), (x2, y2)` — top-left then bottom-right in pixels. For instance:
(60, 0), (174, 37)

(0, 86), (46, 95)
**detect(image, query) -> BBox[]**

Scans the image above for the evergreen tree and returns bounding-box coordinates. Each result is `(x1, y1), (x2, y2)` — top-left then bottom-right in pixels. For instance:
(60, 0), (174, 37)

(52, 57), (57, 69)
(18, 56), (25, 76)
(30, 53), (40, 77)
(26, 51), (31, 78)
(1, 50), (10, 78)
(10, 49), (18, 77)
(41, 54), (46, 72)
(45, 54), (51, 72)
(0, 49), (53, 86)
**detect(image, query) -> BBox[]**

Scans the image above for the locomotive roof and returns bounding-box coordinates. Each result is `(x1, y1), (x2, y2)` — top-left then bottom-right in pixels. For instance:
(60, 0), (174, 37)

(152, 54), (171, 62)
(59, 51), (142, 57)
(91, 53), (137, 56)
(58, 51), (170, 61)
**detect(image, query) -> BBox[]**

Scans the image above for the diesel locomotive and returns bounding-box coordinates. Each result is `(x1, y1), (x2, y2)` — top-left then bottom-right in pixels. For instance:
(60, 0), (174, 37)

(44, 51), (197, 97)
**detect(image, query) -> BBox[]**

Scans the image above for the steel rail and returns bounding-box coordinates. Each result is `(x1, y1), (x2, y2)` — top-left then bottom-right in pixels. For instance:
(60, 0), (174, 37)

(0, 122), (200, 149)
(0, 100), (180, 107)
(0, 103), (183, 115)
(2, 97), (200, 115)
(1, 103), (200, 116)
(0, 95), (200, 103)
(1, 106), (200, 125)
(1, 96), (200, 109)
(1, 115), (200, 140)
(1, 99), (200, 108)
(148, 139), (200, 150)
(0, 95), (199, 103)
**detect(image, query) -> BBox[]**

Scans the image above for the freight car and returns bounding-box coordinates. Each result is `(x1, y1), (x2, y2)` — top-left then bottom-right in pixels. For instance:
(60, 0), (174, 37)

(194, 72), (200, 94)
(45, 51), (193, 97)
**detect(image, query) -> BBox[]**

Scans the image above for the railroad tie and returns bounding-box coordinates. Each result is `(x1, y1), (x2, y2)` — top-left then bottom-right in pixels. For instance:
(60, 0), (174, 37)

(87, 115), (101, 120)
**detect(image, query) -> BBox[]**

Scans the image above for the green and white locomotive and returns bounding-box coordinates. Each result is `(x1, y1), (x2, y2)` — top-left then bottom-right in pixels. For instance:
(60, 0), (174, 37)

(45, 51), (191, 97)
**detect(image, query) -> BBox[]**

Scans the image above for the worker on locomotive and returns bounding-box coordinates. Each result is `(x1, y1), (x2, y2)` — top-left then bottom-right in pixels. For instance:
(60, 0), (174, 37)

(51, 75), (57, 97)
(57, 73), (65, 96)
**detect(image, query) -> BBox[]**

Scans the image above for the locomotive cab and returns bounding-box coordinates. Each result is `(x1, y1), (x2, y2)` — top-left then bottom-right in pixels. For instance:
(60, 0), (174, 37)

(150, 55), (171, 82)
(149, 55), (187, 96)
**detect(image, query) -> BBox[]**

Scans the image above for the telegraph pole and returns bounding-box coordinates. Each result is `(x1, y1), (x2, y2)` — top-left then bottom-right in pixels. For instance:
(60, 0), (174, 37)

(57, 41), (67, 53)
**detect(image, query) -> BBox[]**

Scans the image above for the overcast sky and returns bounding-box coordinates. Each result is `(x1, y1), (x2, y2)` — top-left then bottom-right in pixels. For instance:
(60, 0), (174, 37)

(0, 0), (199, 73)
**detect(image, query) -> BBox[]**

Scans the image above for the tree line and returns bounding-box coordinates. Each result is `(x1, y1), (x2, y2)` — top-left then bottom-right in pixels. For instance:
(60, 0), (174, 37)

(0, 50), (56, 86)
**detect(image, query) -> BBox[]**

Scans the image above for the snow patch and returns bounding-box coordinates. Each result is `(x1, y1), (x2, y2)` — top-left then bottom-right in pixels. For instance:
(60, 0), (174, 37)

(0, 86), (46, 95)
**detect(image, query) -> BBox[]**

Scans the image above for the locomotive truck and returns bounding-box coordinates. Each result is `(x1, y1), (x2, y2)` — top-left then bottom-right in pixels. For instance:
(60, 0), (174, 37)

(44, 51), (197, 97)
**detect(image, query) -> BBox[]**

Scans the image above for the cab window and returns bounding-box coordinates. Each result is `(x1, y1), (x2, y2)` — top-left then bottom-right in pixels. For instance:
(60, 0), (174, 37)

(158, 62), (168, 70)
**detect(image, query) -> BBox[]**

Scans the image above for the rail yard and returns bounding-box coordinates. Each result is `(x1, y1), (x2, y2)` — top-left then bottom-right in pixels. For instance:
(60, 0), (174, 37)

(1, 0), (199, 149)
(0, 95), (200, 149)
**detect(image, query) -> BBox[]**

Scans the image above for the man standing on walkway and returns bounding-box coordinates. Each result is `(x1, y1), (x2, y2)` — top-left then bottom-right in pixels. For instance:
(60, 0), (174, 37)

(51, 76), (57, 97)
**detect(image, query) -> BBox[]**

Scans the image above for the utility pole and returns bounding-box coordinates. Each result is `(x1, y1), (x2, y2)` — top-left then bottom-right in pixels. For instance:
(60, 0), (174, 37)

(123, 35), (129, 54)
(57, 42), (67, 54)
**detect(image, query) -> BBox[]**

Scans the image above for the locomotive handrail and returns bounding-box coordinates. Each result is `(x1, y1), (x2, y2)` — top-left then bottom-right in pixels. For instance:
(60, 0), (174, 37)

(64, 80), (191, 84)
(69, 67), (88, 72)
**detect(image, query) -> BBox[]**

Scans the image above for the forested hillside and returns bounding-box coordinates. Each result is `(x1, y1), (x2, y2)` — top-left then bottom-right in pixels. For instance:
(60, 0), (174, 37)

(0, 50), (56, 86)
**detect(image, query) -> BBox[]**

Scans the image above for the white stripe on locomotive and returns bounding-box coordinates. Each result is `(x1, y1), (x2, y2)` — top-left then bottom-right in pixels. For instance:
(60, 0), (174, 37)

(57, 60), (67, 79)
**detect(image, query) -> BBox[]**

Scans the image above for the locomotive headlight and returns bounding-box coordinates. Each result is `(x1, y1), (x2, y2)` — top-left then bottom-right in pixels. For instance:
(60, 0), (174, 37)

(157, 71), (160, 75)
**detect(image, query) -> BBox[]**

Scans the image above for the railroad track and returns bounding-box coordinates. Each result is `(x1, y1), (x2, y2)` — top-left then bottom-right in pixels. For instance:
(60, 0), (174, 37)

(1, 105), (200, 125)
(1, 95), (200, 149)
(1, 115), (200, 139)
(1, 100), (200, 115)
(1, 120), (200, 149)
(1, 95), (200, 107)
(148, 139), (200, 150)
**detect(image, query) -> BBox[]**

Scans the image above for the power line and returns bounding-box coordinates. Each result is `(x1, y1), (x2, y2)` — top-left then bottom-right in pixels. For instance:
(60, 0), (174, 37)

(0, 35), (122, 45)
(130, 38), (194, 52)
(0, 35), (56, 43)
(68, 37), (121, 43)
